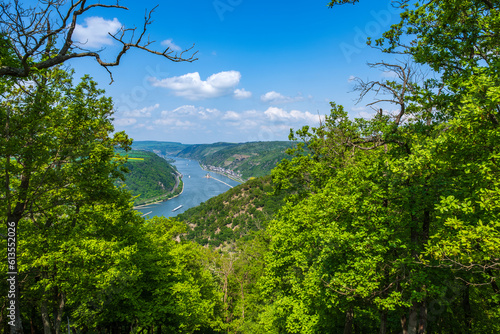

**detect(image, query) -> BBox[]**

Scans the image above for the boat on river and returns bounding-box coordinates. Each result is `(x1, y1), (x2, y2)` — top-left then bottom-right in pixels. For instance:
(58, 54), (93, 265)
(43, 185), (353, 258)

(172, 205), (183, 212)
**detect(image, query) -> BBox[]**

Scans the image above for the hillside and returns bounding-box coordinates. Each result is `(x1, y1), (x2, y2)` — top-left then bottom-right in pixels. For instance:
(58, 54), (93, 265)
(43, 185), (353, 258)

(180, 141), (293, 180)
(130, 141), (189, 156)
(177, 175), (287, 247)
(118, 150), (181, 205)
(132, 140), (294, 180)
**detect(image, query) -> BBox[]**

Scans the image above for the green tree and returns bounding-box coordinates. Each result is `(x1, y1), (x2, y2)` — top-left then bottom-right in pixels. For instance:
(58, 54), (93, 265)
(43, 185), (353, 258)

(260, 1), (500, 333)
(0, 67), (133, 332)
(141, 217), (223, 333)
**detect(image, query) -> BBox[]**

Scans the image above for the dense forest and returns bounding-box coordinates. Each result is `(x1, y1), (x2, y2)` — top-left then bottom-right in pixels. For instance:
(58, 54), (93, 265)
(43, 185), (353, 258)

(116, 150), (180, 206)
(1, 0), (500, 333)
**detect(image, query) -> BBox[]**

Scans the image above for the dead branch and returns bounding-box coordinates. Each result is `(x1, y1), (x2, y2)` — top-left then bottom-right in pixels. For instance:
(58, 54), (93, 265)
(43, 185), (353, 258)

(0, 0), (198, 83)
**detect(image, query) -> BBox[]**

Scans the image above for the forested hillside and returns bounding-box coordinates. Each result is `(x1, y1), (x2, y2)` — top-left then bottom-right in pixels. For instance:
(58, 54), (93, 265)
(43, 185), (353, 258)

(117, 150), (180, 205)
(177, 175), (286, 247)
(187, 141), (294, 179)
(130, 141), (189, 156)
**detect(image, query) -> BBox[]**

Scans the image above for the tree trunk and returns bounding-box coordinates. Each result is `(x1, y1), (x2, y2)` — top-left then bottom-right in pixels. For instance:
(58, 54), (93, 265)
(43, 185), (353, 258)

(343, 307), (354, 334)
(54, 293), (65, 334)
(418, 301), (427, 334)
(408, 302), (419, 334)
(379, 311), (387, 334)
(401, 314), (408, 334)
(41, 299), (52, 334)
(463, 284), (472, 333)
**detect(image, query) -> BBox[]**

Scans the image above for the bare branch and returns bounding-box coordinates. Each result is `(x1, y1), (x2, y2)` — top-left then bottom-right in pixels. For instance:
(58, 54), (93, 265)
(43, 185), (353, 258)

(0, 0), (198, 82)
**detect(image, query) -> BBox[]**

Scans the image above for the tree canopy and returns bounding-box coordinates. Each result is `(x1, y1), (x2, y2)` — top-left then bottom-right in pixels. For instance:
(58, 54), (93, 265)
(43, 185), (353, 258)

(259, 1), (500, 333)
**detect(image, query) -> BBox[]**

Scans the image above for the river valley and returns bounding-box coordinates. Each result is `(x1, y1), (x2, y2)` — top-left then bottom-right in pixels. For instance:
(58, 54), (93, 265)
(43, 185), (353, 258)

(135, 157), (241, 218)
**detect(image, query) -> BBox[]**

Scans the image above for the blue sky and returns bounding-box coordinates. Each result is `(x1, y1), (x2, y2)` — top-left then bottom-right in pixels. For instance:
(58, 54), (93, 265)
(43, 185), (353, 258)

(65, 0), (404, 144)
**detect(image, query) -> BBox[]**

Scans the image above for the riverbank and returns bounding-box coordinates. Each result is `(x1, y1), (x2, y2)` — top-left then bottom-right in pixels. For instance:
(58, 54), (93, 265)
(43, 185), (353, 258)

(199, 163), (245, 183)
(133, 176), (184, 209)
(134, 156), (242, 218)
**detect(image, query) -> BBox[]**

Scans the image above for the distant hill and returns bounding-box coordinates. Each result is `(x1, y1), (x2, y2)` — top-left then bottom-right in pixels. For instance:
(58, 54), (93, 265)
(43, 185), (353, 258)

(130, 141), (189, 156)
(175, 142), (237, 160)
(132, 141), (293, 180)
(185, 141), (294, 179)
(117, 150), (181, 205)
(177, 175), (287, 247)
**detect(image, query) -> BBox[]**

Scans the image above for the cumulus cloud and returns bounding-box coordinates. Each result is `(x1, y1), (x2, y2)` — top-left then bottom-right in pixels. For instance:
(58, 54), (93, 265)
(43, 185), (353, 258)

(118, 101), (324, 142)
(149, 71), (242, 100)
(260, 91), (303, 104)
(154, 118), (175, 126)
(234, 88), (252, 99)
(264, 107), (320, 123)
(123, 104), (159, 118)
(222, 111), (241, 121)
(381, 70), (398, 78)
(114, 118), (137, 126)
(161, 38), (182, 52)
(159, 105), (220, 119)
(73, 17), (122, 48)
(351, 106), (367, 112)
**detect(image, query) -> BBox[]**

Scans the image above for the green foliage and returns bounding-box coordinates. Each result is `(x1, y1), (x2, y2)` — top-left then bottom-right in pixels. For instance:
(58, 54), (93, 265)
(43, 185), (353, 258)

(0, 67), (224, 333)
(0, 67), (135, 332)
(117, 150), (179, 205)
(202, 230), (271, 333)
(258, 2), (500, 332)
(178, 175), (287, 247)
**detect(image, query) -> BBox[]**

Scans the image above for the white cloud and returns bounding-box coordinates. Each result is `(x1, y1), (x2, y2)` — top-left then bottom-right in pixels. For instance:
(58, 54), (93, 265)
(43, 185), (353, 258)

(73, 17), (121, 48)
(161, 105), (198, 117)
(159, 105), (220, 119)
(114, 118), (137, 126)
(140, 103), (325, 142)
(234, 88), (252, 99)
(149, 71), (242, 100)
(348, 75), (356, 82)
(123, 104), (159, 118)
(199, 108), (221, 119)
(351, 106), (367, 112)
(260, 91), (303, 104)
(264, 107), (320, 124)
(154, 119), (175, 126)
(381, 70), (398, 78)
(222, 111), (241, 121)
(161, 38), (182, 52)
(156, 105), (221, 127)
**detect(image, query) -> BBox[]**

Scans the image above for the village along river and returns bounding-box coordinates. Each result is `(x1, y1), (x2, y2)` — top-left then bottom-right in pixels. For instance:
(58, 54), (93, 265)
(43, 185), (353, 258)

(135, 157), (241, 218)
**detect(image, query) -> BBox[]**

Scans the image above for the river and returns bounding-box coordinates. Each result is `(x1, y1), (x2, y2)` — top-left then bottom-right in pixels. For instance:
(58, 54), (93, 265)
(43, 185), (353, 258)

(135, 157), (241, 218)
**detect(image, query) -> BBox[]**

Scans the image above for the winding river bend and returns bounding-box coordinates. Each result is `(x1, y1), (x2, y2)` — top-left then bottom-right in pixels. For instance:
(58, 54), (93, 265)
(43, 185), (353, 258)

(135, 157), (241, 218)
